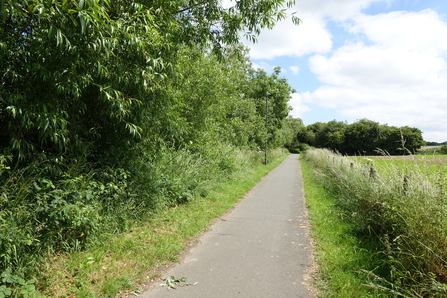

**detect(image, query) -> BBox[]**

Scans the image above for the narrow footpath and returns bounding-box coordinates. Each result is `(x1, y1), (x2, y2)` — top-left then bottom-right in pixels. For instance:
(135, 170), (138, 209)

(140, 154), (315, 298)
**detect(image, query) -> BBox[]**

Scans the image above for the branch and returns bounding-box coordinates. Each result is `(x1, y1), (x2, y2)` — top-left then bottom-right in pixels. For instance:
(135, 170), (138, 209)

(172, 1), (210, 15)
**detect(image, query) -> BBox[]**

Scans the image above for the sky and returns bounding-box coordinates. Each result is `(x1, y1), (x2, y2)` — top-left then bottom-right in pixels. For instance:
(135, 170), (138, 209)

(241, 0), (447, 142)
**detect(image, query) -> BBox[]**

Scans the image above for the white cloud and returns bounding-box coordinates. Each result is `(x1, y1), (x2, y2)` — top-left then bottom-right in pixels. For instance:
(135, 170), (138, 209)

(349, 9), (447, 55)
(289, 93), (311, 118)
(243, 12), (332, 59)
(220, 0), (236, 9)
(290, 66), (300, 74)
(243, 0), (388, 59)
(301, 9), (447, 141)
(251, 61), (275, 72)
(309, 44), (446, 89)
(297, 0), (388, 20)
(243, 0), (447, 142)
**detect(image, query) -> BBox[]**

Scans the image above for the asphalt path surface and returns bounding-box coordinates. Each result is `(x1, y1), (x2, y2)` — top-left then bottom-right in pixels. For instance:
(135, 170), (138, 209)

(140, 154), (314, 298)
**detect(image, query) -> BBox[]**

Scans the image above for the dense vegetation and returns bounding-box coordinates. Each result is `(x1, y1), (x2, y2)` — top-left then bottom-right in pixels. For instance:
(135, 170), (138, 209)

(418, 145), (447, 155)
(296, 119), (426, 155)
(426, 141), (447, 146)
(0, 0), (304, 295)
(303, 149), (447, 297)
(300, 155), (387, 297)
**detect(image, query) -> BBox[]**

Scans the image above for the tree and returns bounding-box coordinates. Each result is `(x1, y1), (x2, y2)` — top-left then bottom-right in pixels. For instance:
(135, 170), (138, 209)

(279, 117), (305, 152)
(0, 0), (300, 165)
(164, 44), (261, 149)
(296, 119), (425, 155)
(320, 120), (347, 150)
(245, 67), (296, 149)
(342, 119), (382, 155)
(395, 126), (426, 154)
(298, 122), (326, 147)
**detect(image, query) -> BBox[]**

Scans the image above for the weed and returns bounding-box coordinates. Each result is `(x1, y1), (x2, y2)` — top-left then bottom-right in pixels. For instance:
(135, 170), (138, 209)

(302, 149), (447, 296)
(159, 276), (191, 289)
(0, 269), (43, 298)
(36, 149), (288, 297)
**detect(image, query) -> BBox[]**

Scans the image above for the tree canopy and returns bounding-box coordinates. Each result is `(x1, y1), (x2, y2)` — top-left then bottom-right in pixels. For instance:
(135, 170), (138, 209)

(297, 119), (426, 155)
(1, 1), (303, 286)
(0, 0), (300, 164)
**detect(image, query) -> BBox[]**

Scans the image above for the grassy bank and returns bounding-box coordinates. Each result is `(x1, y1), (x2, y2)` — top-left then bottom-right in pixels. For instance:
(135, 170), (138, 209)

(35, 151), (289, 297)
(300, 155), (388, 297)
(301, 149), (447, 297)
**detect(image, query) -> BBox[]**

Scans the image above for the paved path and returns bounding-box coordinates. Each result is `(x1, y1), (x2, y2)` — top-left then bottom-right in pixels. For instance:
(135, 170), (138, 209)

(140, 154), (314, 298)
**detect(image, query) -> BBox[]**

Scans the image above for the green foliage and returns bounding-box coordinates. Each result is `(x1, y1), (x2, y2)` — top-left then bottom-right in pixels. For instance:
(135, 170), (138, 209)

(0, 269), (43, 298)
(245, 67), (296, 149)
(277, 117), (305, 152)
(1, 0), (299, 164)
(298, 119), (425, 155)
(0, 0), (301, 293)
(0, 166), (135, 276)
(300, 158), (386, 297)
(417, 145), (447, 155)
(303, 149), (447, 297)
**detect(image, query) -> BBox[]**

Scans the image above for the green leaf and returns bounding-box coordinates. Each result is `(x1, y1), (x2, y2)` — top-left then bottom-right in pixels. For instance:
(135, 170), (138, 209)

(56, 29), (62, 45)
(17, 277), (26, 286)
(0, 0), (5, 20)
(79, 13), (86, 34)
(0, 285), (12, 297)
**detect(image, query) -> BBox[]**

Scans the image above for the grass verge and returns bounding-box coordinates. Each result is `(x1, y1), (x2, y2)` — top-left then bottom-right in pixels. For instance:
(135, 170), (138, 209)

(300, 155), (390, 298)
(301, 148), (447, 297)
(38, 153), (289, 297)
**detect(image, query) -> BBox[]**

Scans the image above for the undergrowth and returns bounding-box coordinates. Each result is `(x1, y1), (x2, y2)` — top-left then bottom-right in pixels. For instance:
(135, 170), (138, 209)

(37, 149), (288, 297)
(302, 148), (447, 297)
(0, 145), (284, 297)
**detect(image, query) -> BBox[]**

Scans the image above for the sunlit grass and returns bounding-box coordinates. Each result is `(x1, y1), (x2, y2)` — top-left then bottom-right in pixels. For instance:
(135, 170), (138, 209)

(302, 149), (447, 297)
(300, 156), (388, 297)
(38, 152), (289, 297)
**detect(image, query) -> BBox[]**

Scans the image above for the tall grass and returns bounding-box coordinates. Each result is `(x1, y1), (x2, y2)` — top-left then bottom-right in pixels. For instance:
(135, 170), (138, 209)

(417, 145), (447, 155)
(0, 145), (285, 296)
(302, 149), (447, 297)
(37, 148), (287, 297)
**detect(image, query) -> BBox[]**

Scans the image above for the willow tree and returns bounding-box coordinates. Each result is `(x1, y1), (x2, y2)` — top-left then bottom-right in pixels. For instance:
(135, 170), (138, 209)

(0, 0), (300, 166)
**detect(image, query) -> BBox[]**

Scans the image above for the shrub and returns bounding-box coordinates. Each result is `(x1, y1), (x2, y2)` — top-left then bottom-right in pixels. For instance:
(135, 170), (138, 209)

(0, 136), (287, 295)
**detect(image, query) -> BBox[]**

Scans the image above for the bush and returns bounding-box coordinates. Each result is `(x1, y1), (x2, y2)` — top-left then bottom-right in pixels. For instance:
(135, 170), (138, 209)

(288, 143), (310, 153)
(0, 166), (137, 276)
(0, 127), (290, 296)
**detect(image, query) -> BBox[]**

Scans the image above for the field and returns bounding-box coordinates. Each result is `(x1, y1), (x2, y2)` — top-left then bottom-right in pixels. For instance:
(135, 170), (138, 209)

(302, 149), (447, 297)
(365, 154), (447, 164)
(357, 155), (447, 186)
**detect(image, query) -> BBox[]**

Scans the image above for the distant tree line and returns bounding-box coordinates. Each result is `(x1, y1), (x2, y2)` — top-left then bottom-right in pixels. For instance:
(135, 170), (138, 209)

(426, 141), (447, 146)
(295, 119), (425, 155)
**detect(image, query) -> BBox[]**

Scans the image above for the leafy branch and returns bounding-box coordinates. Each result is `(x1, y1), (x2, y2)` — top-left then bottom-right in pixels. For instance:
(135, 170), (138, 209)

(159, 276), (191, 289)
